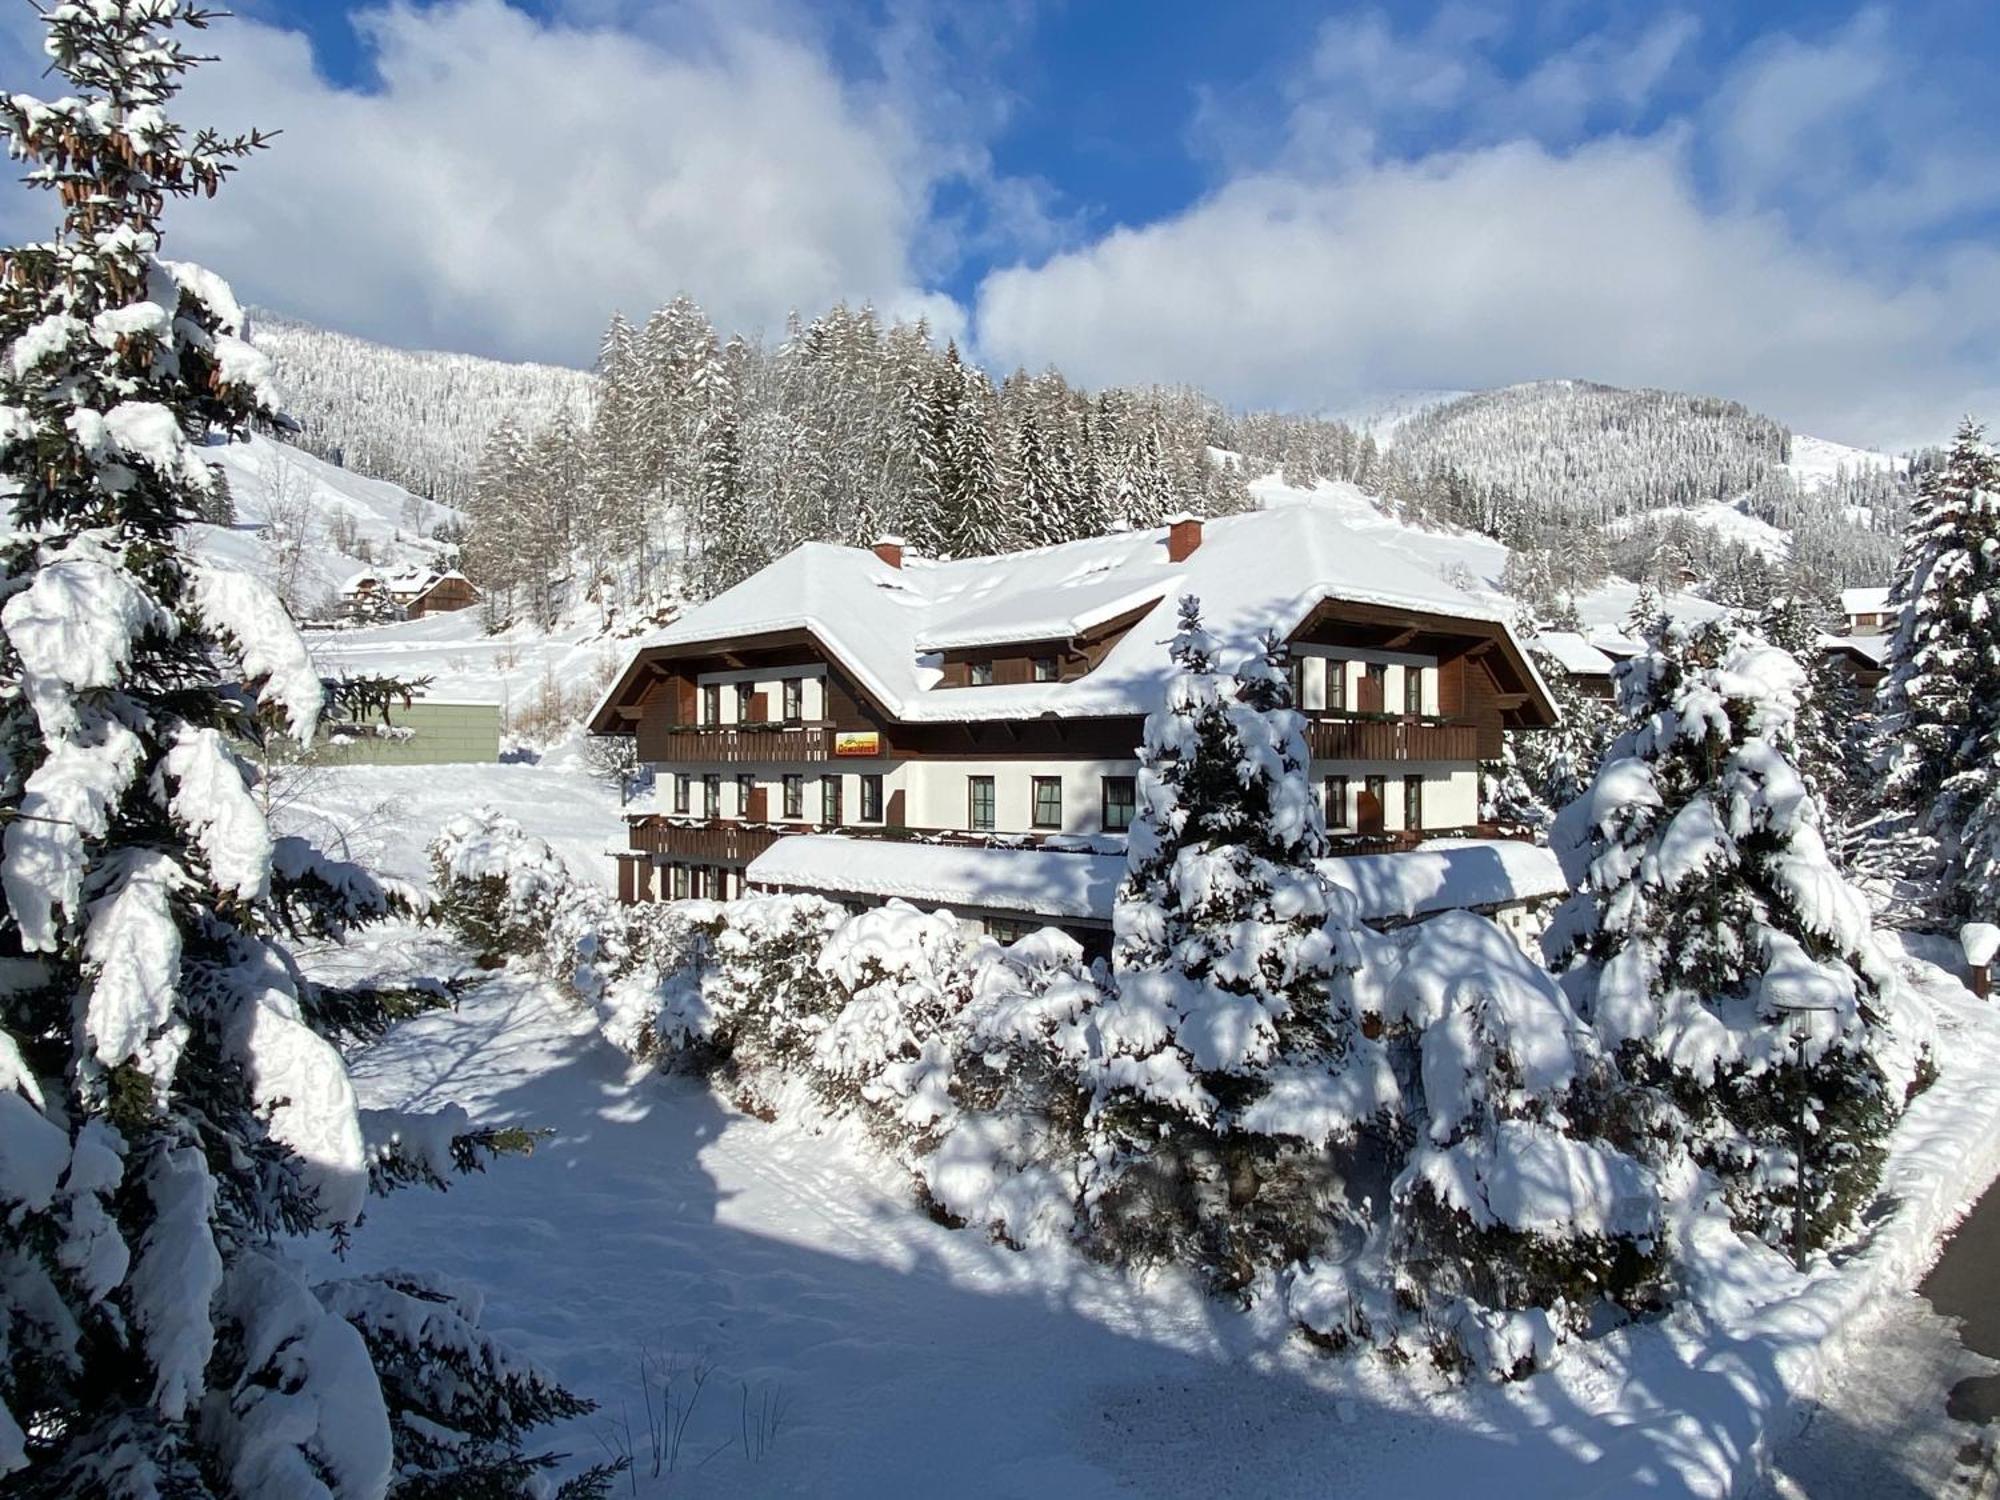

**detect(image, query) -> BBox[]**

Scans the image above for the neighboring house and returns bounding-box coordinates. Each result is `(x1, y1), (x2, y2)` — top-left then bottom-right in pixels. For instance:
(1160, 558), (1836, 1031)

(1820, 631), (1891, 695)
(587, 510), (1561, 947)
(1839, 586), (1893, 636)
(339, 566), (479, 621)
(1528, 630), (1617, 700)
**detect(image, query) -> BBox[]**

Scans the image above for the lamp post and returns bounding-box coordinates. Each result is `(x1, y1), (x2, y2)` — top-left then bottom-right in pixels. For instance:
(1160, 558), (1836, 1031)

(1772, 997), (1841, 1271)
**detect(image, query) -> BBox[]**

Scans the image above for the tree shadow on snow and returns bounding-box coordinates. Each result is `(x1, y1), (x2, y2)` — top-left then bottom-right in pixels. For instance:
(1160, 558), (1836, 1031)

(320, 972), (1800, 1500)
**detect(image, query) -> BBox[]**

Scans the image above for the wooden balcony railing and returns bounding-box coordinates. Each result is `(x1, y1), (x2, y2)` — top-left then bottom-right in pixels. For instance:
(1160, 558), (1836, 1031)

(626, 818), (790, 864)
(1305, 714), (1480, 762)
(659, 721), (834, 764)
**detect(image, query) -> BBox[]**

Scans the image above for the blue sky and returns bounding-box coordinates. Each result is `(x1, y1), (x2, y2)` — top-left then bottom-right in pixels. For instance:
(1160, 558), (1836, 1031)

(7, 0), (1998, 445)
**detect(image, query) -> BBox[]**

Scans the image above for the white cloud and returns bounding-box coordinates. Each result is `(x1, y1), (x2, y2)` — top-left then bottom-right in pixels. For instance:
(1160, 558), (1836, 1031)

(976, 9), (2000, 448)
(972, 132), (2000, 448)
(130, 0), (965, 363)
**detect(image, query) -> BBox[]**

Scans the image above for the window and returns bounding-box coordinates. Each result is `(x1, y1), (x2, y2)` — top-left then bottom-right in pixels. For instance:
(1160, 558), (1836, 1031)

(1325, 774), (1350, 831)
(672, 864), (689, 900)
(782, 677), (803, 722)
(987, 916), (1034, 944)
(673, 774), (691, 815)
(735, 682), (754, 723)
(736, 774), (754, 816)
(821, 774), (843, 826)
(702, 774), (721, 819)
(1327, 660), (1347, 712)
(859, 774), (883, 823)
(1404, 666), (1423, 716)
(1289, 656), (1306, 706)
(782, 774), (803, 819)
(701, 683), (721, 724)
(969, 661), (994, 686)
(967, 775), (996, 832)
(1403, 774), (1424, 830)
(1031, 776), (1062, 829)
(1032, 656), (1058, 683)
(1364, 663), (1387, 713)
(1101, 776), (1136, 833)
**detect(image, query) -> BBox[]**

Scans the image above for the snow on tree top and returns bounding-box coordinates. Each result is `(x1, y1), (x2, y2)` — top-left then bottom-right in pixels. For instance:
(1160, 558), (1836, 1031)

(603, 505), (1555, 726)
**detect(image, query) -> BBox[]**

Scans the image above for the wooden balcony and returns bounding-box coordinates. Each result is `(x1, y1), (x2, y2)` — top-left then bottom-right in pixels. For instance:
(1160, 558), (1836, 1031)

(626, 817), (790, 864)
(658, 721), (834, 764)
(1305, 714), (1480, 762)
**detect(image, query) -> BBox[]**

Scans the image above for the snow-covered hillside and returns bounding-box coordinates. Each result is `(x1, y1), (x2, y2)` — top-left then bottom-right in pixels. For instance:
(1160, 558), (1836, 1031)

(188, 432), (462, 619)
(250, 311), (595, 511)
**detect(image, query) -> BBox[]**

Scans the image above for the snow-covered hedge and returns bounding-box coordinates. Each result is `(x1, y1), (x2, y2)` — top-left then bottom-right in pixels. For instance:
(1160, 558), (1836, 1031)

(430, 811), (1663, 1379)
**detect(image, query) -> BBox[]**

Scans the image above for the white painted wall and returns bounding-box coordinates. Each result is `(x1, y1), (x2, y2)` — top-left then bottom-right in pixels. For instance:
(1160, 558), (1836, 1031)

(902, 758), (1140, 836)
(1292, 646), (1440, 716)
(692, 663), (827, 723)
(1310, 761), (1480, 831)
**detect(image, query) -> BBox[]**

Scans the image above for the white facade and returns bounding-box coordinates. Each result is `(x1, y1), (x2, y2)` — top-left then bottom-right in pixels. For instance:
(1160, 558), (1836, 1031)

(655, 740), (1481, 838)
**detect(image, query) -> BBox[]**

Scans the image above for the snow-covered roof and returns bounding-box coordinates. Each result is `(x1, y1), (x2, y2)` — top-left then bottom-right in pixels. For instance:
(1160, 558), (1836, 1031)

(1529, 630), (1616, 678)
(745, 833), (1563, 927)
(1316, 838), (1565, 923)
(747, 835), (1123, 923)
(1840, 586), (1891, 616)
(341, 570), (383, 593)
(597, 507), (1555, 728)
(1821, 631), (1891, 665)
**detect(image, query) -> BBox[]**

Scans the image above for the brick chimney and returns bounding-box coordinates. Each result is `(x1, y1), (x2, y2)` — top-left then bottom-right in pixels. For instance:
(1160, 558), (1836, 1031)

(1166, 513), (1203, 563)
(872, 534), (905, 569)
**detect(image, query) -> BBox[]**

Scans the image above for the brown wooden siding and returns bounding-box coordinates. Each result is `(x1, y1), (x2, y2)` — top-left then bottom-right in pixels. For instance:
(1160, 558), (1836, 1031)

(1306, 717), (1480, 761)
(626, 818), (788, 864)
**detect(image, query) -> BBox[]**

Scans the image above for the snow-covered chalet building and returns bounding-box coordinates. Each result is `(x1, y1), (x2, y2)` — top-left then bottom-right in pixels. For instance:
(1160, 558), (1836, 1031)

(587, 508), (1564, 950)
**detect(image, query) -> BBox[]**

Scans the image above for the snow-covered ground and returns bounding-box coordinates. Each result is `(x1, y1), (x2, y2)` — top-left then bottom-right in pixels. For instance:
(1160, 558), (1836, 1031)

(289, 764), (2000, 1498)
(274, 761), (627, 891)
(188, 434), (462, 616)
(302, 605), (633, 715)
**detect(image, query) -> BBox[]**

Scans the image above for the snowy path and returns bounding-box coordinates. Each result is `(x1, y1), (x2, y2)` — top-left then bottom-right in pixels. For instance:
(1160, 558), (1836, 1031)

(311, 956), (1999, 1498)
(1753, 1292), (1996, 1499)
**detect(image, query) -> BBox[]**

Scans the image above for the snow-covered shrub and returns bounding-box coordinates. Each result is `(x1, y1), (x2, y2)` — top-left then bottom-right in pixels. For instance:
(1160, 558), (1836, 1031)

(918, 928), (1103, 1244)
(679, 894), (849, 1098)
(319, 1271), (621, 1499)
(1380, 913), (1664, 1373)
(1549, 618), (1933, 1255)
(1083, 610), (1397, 1294)
(812, 902), (978, 1144)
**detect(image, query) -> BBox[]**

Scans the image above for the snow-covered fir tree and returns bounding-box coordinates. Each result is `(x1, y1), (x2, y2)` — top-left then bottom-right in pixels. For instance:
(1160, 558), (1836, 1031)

(1878, 420), (2000, 920)
(0, 6), (610, 1492)
(1547, 618), (1931, 1254)
(1084, 604), (1389, 1292)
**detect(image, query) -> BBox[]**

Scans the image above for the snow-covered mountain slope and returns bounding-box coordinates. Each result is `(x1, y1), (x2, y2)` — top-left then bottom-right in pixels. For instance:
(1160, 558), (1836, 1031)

(249, 311), (594, 511)
(1326, 388), (1472, 443)
(189, 433), (462, 619)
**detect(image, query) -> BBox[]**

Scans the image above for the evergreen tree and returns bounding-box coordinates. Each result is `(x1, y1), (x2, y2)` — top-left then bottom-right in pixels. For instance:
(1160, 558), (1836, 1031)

(0, 7), (608, 1491)
(1878, 420), (2000, 919)
(1548, 619), (1931, 1254)
(1083, 605), (1386, 1291)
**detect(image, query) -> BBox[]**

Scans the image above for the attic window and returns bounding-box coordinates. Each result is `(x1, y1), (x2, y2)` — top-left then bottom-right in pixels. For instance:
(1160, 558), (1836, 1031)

(970, 661), (994, 687)
(1033, 656), (1058, 682)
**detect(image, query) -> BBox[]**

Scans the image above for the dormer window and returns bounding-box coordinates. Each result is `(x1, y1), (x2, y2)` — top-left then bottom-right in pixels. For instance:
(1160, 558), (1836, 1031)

(970, 661), (994, 686)
(1032, 656), (1058, 682)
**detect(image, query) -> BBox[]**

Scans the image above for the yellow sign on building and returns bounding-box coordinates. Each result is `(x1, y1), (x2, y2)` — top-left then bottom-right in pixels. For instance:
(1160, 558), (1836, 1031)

(833, 730), (882, 757)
